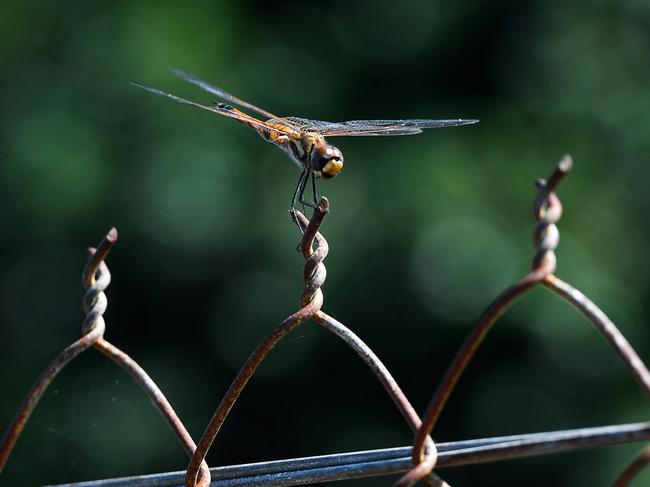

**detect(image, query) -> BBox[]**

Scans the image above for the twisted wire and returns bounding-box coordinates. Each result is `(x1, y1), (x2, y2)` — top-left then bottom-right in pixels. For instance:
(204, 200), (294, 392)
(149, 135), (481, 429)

(82, 256), (110, 335)
(2, 228), (212, 486)
(185, 202), (330, 487)
(398, 157), (573, 487)
(81, 227), (118, 336)
(6, 156), (648, 487)
(293, 198), (329, 307)
(0, 229), (117, 474)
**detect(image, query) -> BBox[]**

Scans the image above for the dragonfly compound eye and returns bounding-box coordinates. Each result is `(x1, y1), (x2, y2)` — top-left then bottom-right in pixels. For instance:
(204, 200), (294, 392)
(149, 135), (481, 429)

(313, 145), (344, 179)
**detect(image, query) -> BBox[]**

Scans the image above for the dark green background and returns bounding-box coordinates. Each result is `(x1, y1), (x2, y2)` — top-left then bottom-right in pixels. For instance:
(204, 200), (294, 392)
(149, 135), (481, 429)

(2, 1), (649, 486)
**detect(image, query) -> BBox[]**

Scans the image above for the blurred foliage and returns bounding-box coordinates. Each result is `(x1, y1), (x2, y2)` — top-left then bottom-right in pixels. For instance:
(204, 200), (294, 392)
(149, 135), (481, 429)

(1, 1), (650, 486)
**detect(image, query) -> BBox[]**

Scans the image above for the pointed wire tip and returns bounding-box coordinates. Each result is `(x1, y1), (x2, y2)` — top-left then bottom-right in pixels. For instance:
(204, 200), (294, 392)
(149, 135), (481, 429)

(106, 227), (118, 242)
(318, 196), (330, 211)
(558, 154), (573, 172)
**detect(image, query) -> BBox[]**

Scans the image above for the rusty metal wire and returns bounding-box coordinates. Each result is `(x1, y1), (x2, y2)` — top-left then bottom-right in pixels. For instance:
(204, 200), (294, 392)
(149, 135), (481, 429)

(542, 274), (650, 397)
(396, 159), (568, 487)
(46, 422), (650, 487)
(0, 228), (210, 487)
(398, 155), (650, 487)
(185, 198), (447, 487)
(2, 156), (649, 487)
(612, 445), (650, 487)
(183, 200), (329, 487)
(0, 229), (117, 475)
(312, 312), (442, 486)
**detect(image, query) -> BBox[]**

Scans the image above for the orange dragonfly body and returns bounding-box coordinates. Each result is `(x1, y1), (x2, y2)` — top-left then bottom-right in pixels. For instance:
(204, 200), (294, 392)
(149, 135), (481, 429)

(133, 69), (478, 209)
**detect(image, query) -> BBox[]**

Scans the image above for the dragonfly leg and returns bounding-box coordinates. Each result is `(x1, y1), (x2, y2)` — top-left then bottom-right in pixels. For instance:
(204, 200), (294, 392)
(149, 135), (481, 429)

(298, 171), (317, 212)
(310, 171), (319, 206)
(290, 170), (307, 211)
(290, 170), (318, 235)
(290, 170), (313, 235)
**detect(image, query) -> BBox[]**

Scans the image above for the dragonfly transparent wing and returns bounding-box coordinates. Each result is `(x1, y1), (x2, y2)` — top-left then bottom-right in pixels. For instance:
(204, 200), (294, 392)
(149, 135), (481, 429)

(284, 117), (479, 136)
(131, 82), (295, 137)
(170, 68), (293, 124)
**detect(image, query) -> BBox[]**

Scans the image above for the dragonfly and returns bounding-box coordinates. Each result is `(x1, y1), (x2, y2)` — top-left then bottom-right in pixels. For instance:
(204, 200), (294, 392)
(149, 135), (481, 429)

(132, 69), (478, 211)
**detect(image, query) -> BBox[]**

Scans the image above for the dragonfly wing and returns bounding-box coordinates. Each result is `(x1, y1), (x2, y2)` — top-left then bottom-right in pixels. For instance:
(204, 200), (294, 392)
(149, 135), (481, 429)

(285, 117), (479, 137)
(131, 82), (294, 137)
(169, 68), (291, 123)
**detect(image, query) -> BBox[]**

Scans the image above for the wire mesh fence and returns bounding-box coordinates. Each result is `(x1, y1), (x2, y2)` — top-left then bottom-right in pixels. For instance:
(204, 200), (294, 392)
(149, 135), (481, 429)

(1, 155), (649, 487)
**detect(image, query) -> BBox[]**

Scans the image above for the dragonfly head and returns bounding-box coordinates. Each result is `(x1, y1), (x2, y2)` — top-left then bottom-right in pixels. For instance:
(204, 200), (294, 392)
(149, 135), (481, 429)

(312, 144), (344, 179)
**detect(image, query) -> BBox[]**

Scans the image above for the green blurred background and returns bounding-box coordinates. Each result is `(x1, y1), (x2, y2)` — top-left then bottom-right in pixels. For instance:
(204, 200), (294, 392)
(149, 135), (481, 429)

(2, 1), (649, 485)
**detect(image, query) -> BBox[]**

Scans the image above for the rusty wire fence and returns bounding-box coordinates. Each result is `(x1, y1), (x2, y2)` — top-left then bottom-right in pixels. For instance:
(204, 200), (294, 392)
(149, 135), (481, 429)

(1, 155), (649, 487)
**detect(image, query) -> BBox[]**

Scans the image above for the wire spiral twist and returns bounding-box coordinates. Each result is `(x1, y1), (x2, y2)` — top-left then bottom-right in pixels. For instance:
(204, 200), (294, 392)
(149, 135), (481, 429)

(293, 198), (330, 307)
(81, 227), (118, 335)
(531, 155), (572, 273)
(82, 259), (110, 335)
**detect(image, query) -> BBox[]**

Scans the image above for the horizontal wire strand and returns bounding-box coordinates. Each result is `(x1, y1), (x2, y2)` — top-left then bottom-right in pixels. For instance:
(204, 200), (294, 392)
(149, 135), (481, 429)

(47, 422), (650, 487)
